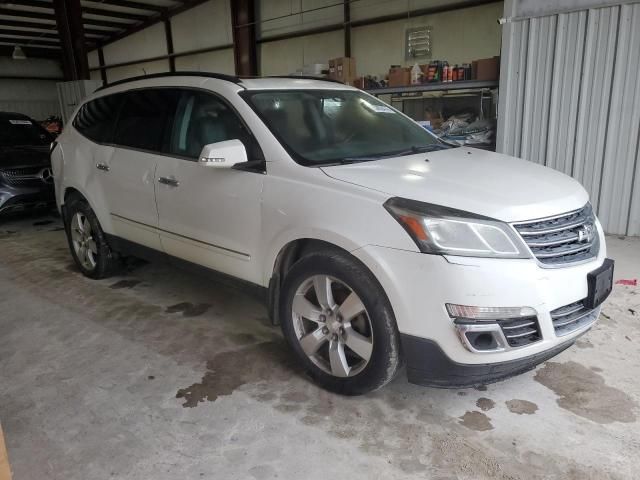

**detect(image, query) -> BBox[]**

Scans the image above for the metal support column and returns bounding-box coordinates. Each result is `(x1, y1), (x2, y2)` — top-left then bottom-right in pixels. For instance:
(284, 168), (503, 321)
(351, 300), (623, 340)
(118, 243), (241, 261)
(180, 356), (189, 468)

(231, 0), (257, 76)
(97, 47), (107, 85)
(344, 0), (351, 57)
(53, 0), (89, 80)
(164, 19), (176, 72)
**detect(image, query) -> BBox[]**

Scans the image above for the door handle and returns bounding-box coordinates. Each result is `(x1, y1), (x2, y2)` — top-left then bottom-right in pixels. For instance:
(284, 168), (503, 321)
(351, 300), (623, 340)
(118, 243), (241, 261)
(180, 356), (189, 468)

(96, 163), (110, 172)
(158, 176), (180, 187)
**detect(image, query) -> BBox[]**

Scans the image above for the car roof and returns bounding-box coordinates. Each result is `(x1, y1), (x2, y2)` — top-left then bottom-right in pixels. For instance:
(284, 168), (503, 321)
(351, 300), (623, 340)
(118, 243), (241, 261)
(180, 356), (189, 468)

(96, 72), (356, 93)
(0, 112), (32, 120)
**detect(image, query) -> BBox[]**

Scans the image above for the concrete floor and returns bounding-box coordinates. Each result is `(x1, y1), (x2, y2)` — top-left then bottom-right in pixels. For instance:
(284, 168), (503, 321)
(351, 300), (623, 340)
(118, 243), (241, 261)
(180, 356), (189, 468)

(1, 211), (639, 480)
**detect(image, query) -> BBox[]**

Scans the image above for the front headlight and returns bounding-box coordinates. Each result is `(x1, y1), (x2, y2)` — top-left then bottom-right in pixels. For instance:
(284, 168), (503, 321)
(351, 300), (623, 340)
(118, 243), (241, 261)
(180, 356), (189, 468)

(384, 197), (530, 259)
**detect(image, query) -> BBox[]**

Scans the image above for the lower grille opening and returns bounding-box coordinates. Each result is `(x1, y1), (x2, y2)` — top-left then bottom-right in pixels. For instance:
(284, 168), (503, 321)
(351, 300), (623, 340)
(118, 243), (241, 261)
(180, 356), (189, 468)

(551, 300), (599, 336)
(497, 316), (541, 347)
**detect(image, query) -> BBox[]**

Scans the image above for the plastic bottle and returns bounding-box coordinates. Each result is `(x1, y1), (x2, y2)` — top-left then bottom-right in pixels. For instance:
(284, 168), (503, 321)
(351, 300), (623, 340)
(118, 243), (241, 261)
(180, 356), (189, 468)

(442, 63), (449, 83)
(411, 63), (421, 85)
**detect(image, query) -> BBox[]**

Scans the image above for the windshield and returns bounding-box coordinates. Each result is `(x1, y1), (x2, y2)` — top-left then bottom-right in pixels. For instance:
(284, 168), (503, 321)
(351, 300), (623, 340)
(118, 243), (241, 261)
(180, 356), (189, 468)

(0, 118), (52, 147)
(243, 90), (445, 166)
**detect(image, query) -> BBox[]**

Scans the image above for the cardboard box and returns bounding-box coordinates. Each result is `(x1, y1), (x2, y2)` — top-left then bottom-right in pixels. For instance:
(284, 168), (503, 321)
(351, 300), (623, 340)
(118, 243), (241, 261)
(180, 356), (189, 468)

(472, 57), (499, 81)
(388, 67), (411, 87)
(329, 57), (356, 84)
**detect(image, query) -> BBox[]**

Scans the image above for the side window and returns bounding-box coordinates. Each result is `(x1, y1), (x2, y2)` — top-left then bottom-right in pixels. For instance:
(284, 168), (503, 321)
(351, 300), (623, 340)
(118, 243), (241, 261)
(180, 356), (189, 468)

(73, 94), (122, 143)
(112, 89), (177, 152)
(168, 90), (260, 160)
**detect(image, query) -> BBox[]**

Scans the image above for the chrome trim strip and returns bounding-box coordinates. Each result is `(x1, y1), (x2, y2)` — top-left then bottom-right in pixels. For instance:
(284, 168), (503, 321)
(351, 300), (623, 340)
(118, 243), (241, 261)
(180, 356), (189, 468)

(553, 309), (594, 328)
(511, 204), (586, 225)
(525, 233), (580, 247)
(517, 218), (591, 236)
(550, 303), (584, 318)
(110, 213), (251, 259)
(501, 321), (535, 330)
(534, 243), (592, 258)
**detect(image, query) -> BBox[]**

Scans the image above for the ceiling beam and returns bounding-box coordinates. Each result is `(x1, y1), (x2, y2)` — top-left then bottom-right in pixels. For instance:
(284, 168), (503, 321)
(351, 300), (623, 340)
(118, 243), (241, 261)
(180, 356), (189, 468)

(83, 0), (167, 14)
(82, 6), (147, 21)
(0, 36), (59, 45)
(1, 0), (154, 21)
(0, 0), (54, 10)
(93, 0), (209, 48)
(0, 27), (58, 38)
(0, 17), (110, 35)
(0, 5), (136, 28)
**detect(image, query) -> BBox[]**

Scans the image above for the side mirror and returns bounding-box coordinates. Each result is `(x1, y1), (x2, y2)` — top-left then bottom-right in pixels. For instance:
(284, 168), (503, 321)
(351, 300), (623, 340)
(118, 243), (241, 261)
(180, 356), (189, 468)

(198, 139), (247, 168)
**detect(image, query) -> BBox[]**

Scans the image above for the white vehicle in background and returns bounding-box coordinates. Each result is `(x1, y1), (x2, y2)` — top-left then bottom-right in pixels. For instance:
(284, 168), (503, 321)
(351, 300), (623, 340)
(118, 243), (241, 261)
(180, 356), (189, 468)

(51, 73), (614, 394)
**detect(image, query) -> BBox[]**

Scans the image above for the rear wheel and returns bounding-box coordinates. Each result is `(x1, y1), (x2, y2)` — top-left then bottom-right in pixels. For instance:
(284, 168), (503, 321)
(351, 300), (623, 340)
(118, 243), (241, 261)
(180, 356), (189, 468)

(65, 195), (118, 279)
(280, 248), (401, 394)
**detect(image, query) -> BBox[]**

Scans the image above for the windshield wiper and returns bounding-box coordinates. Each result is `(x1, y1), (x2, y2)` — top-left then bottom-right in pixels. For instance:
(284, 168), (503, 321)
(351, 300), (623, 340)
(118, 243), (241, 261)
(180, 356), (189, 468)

(319, 144), (451, 166)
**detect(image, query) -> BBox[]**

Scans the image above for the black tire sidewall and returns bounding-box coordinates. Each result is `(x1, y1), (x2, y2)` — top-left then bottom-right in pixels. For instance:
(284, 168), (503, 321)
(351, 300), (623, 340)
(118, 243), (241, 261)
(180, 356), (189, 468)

(64, 196), (116, 279)
(280, 250), (401, 395)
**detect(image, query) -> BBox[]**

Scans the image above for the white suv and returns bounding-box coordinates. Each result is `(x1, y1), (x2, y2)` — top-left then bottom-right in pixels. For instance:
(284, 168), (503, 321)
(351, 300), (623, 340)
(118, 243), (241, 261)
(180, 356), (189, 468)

(51, 73), (614, 394)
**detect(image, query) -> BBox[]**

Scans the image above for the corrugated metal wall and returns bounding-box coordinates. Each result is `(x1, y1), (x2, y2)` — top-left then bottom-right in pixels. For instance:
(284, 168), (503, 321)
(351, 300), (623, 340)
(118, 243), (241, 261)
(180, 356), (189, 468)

(497, 1), (640, 235)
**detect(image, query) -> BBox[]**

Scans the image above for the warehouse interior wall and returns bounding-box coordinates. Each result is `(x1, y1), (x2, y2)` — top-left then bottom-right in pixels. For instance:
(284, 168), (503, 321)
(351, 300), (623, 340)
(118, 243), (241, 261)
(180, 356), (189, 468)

(352, 2), (503, 79)
(91, 0), (234, 83)
(89, 0), (503, 80)
(0, 57), (62, 120)
(259, 31), (344, 76)
(257, 1), (503, 77)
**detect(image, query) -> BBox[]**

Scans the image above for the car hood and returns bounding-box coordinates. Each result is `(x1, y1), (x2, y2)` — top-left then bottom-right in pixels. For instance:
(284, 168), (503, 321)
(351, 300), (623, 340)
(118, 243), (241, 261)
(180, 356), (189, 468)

(321, 147), (589, 222)
(0, 145), (50, 168)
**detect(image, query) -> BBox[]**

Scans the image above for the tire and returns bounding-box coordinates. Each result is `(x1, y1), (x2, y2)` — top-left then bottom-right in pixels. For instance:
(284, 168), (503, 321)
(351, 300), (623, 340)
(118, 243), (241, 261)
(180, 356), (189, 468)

(280, 248), (402, 395)
(64, 194), (119, 279)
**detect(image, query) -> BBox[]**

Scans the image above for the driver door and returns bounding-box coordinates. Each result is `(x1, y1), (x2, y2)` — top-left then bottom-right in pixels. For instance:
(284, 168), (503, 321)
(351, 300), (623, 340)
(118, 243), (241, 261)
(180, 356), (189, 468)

(155, 89), (265, 284)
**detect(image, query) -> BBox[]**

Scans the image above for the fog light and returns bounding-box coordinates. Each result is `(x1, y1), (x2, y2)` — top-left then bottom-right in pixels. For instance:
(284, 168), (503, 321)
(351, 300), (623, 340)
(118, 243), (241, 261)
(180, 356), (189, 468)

(447, 304), (538, 353)
(446, 304), (536, 320)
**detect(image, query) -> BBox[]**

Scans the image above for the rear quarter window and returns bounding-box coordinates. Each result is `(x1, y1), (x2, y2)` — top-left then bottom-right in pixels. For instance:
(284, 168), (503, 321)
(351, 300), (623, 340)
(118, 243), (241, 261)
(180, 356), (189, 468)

(73, 94), (122, 143)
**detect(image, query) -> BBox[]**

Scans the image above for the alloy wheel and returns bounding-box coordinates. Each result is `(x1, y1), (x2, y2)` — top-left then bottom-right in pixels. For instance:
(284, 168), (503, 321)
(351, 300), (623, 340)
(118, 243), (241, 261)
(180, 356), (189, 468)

(291, 275), (374, 377)
(70, 212), (98, 271)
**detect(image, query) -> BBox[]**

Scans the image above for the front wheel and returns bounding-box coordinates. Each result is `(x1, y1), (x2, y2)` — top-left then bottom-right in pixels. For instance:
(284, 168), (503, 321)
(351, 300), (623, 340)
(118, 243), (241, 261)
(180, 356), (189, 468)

(280, 249), (402, 395)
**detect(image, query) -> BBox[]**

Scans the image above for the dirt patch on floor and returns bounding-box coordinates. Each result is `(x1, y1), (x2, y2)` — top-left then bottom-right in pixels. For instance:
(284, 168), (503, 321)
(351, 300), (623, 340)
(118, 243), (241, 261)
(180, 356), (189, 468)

(458, 411), (493, 431)
(109, 279), (141, 289)
(476, 397), (495, 412)
(176, 341), (297, 407)
(534, 361), (636, 423)
(506, 399), (538, 415)
(165, 302), (212, 317)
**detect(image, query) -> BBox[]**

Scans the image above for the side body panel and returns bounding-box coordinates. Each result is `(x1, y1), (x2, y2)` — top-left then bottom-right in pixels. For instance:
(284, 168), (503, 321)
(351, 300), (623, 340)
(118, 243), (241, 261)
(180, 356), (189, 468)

(155, 157), (265, 284)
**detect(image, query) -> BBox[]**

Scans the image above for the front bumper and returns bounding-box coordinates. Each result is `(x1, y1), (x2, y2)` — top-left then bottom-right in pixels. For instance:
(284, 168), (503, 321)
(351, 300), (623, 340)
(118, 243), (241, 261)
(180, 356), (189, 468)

(0, 185), (55, 215)
(401, 334), (577, 387)
(352, 231), (608, 383)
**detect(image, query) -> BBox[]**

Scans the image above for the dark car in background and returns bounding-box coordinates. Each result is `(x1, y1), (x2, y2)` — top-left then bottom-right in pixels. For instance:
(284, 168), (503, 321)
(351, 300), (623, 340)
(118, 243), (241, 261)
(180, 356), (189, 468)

(0, 112), (56, 216)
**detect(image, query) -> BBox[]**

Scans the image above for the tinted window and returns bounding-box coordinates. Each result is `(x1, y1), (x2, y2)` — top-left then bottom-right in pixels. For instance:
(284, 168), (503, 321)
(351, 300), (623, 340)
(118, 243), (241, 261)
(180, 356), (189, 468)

(168, 90), (259, 160)
(73, 94), (122, 143)
(0, 117), (52, 146)
(113, 89), (178, 152)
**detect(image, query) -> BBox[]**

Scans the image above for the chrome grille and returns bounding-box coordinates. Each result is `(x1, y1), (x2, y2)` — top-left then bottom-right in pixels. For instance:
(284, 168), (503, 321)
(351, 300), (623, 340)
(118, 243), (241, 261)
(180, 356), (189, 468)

(513, 204), (599, 266)
(0, 167), (47, 186)
(550, 300), (599, 336)
(497, 316), (541, 347)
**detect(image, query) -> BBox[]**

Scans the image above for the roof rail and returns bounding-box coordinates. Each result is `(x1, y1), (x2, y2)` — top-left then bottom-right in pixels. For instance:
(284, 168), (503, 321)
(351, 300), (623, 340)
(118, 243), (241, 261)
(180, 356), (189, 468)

(96, 71), (242, 91)
(254, 75), (346, 85)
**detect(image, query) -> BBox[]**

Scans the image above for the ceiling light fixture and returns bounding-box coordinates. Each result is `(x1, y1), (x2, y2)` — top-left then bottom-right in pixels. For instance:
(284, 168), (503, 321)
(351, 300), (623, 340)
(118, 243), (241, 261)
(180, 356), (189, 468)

(12, 45), (27, 60)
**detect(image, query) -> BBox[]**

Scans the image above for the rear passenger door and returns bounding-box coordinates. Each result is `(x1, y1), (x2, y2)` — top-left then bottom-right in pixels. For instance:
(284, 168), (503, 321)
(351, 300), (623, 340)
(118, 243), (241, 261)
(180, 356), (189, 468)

(100, 89), (178, 250)
(154, 89), (265, 284)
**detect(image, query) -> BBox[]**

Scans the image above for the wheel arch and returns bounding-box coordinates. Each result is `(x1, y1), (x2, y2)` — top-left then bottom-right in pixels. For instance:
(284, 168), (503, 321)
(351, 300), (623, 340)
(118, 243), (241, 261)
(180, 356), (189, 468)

(266, 237), (392, 327)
